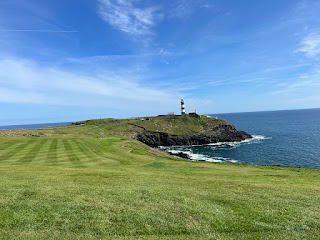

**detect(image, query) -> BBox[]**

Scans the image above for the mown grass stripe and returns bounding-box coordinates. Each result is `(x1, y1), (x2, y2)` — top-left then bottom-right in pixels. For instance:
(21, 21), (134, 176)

(82, 139), (124, 165)
(71, 139), (101, 162)
(55, 140), (71, 165)
(0, 141), (25, 153)
(62, 139), (81, 165)
(0, 141), (19, 151)
(46, 139), (58, 164)
(82, 140), (109, 158)
(0, 140), (36, 161)
(18, 139), (48, 163)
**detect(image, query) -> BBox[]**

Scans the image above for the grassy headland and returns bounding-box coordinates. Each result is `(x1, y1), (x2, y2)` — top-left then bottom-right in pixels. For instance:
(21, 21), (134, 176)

(0, 117), (319, 239)
(0, 115), (227, 138)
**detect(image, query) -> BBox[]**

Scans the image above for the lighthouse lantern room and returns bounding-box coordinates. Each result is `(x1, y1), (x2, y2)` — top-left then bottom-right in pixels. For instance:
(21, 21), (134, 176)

(181, 98), (186, 115)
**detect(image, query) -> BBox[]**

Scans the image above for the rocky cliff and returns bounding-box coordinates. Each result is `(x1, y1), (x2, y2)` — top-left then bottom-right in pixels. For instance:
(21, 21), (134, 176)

(136, 123), (252, 147)
(70, 115), (252, 147)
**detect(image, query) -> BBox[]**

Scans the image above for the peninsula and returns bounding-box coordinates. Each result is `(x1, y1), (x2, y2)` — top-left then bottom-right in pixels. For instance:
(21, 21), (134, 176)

(71, 114), (252, 148)
(1, 99), (252, 150)
(70, 99), (252, 148)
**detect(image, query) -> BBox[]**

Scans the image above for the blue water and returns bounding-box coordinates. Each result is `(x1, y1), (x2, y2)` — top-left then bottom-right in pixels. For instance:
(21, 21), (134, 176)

(1, 110), (320, 168)
(164, 109), (320, 168)
(0, 122), (71, 130)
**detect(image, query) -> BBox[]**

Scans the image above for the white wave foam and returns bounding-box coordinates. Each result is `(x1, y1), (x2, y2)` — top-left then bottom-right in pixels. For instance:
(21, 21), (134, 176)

(208, 134), (271, 148)
(245, 135), (272, 145)
(165, 148), (237, 163)
(190, 153), (237, 163)
(252, 135), (272, 140)
(160, 134), (271, 163)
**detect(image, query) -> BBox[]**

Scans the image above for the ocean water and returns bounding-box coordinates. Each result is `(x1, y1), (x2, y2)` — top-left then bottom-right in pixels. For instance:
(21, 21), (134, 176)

(0, 122), (71, 130)
(163, 108), (320, 168)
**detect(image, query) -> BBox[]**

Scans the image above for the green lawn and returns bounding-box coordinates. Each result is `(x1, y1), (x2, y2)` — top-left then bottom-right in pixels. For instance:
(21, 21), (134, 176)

(0, 115), (228, 139)
(0, 136), (319, 239)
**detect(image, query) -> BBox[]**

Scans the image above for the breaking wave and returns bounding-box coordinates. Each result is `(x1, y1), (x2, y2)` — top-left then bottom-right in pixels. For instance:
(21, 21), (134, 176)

(207, 135), (271, 149)
(160, 135), (271, 163)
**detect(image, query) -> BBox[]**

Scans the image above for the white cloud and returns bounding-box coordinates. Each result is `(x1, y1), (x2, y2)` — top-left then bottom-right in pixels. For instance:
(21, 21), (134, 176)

(297, 33), (320, 57)
(168, 0), (212, 18)
(169, 0), (194, 18)
(271, 80), (315, 95)
(97, 0), (212, 38)
(0, 57), (185, 114)
(0, 87), (49, 104)
(98, 0), (159, 37)
(271, 67), (320, 95)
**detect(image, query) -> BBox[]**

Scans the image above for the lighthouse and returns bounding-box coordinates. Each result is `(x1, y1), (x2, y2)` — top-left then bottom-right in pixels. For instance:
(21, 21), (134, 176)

(181, 98), (186, 115)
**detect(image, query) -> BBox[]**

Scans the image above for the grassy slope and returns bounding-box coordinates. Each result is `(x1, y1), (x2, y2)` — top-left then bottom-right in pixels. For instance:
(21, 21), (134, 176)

(0, 116), (228, 139)
(0, 135), (319, 239)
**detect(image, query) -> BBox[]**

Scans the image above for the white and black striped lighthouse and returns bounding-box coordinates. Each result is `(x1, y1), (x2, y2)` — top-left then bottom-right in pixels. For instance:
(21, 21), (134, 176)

(181, 98), (186, 115)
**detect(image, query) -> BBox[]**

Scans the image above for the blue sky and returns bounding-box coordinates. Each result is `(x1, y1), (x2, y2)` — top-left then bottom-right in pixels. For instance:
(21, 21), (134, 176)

(1, 0), (320, 125)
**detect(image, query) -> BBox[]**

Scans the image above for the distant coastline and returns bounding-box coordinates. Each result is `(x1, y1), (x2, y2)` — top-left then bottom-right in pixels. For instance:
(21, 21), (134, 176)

(210, 107), (320, 116)
(1, 108), (320, 168)
(0, 122), (71, 130)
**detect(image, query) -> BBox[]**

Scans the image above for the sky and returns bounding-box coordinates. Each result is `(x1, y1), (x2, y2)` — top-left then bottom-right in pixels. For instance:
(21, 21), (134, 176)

(1, 0), (320, 125)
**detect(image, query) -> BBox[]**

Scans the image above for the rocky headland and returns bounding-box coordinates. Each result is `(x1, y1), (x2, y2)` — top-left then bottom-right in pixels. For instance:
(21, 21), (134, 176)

(1, 115), (252, 149)
(129, 116), (252, 147)
(136, 121), (252, 147)
(70, 114), (252, 148)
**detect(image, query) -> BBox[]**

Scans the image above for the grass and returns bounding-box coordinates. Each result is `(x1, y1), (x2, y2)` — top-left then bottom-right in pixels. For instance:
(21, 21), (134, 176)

(0, 135), (319, 239)
(0, 115), (227, 139)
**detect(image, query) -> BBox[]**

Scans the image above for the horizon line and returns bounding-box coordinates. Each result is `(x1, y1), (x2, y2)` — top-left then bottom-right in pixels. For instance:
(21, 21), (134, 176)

(0, 107), (319, 127)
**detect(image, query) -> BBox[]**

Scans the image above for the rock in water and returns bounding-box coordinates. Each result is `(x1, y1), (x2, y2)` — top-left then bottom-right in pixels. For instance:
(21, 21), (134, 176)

(168, 152), (191, 159)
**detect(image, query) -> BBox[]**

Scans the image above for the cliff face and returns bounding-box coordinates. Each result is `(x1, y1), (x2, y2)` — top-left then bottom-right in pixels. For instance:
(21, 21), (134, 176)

(136, 124), (252, 147)
(70, 115), (252, 147)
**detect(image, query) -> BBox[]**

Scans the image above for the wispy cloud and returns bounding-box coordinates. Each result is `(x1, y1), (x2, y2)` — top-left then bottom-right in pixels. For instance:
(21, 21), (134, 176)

(169, 0), (195, 18)
(271, 80), (316, 95)
(0, 87), (49, 104)
(97, 0), (212, 38)
(203, 63), (308, 88)
(0, 1), (67, 35)
(67, 49), (182, 62)
(98, 0), (159, 37)
(271, 66), (320, 95)
(297, 32), (320, 57)
(168, 0), (212, 18)
(0, 57), (184, 114)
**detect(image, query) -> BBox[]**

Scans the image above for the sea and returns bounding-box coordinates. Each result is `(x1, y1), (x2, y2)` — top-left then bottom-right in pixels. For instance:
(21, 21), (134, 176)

(162, 108), (320, 168)
(0, 122), (71, 130)
(1, 109), (320, 168)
